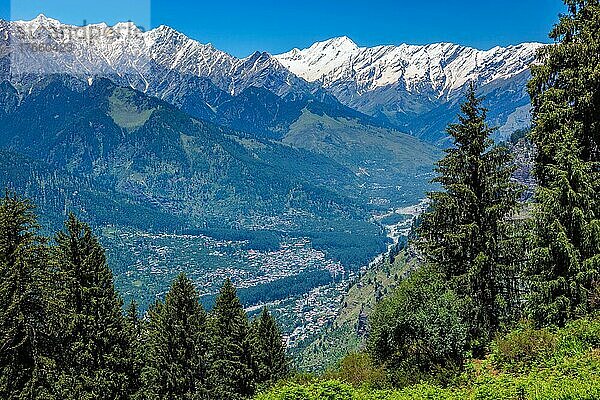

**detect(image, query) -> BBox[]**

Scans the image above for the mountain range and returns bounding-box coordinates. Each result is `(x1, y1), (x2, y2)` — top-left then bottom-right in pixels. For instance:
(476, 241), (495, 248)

(2, 15), (541, 143)
(276, 37), (541, 142)
(0, 15), (541, 316)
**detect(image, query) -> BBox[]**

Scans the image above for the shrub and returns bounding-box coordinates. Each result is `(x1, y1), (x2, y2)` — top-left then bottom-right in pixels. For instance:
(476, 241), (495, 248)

(367, 266), (468, 386)
(286, 372), (319, 386)
(491, 315), (600, 372)
(254, 381), (355, 400)
(313, 381), (355, 400)
(556, 316), (600, 356)
(255, 382), (312, 400)
(324, 352), (388, 389)
(491, 322), (557, 371)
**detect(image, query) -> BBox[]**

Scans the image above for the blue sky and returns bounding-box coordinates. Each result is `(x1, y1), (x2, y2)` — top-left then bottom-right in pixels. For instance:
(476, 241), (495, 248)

(2, 0), (566, 57)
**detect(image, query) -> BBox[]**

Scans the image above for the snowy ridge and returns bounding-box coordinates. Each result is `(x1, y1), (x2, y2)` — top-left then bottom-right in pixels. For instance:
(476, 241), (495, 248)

(275, 36), (543, 140)
(276, 36), (542, 96)
(1, 14), (311, 97)
(0, 16), (543, 141)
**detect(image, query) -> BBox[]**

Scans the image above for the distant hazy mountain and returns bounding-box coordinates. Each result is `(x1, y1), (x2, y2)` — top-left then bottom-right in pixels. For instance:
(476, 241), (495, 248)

(276, 37), (542, 142)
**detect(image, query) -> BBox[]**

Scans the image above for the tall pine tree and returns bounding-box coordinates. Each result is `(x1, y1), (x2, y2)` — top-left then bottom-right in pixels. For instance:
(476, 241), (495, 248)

(52, 214), (131, 400)
(250, 307), (288, 388)
(0, 193), (55, 399)
(418, 85), (523, 354)
(208, 278), (254, 400)
(527, 0), (600, 326)
(125, 300), (142, 398)
(139, 273), (209, 400)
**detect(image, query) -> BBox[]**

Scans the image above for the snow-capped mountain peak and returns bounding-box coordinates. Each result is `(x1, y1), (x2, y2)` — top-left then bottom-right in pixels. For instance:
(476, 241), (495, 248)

(1, 16), (311, 97)
(276, 37), (542, 94)
(0, 16), (544, 141)
(277, 36), (360, 82)
(315, 36), (359, 51)
(11, 14), (63, 35)
(23, 14), (61, 26)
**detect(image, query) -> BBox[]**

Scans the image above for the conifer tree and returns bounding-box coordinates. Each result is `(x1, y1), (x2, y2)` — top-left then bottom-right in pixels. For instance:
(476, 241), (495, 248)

(139, 273), (209, 400)
(418, 85), (523, 354)
(126, 300), (141, 338)
(208, 278), (254, 400)
(53, 214), (131, 399)
(527, 0), (600, 326)
(0, 193), (55, 399)
(250, 307), (288, 388)
(125, 300), (142, 398)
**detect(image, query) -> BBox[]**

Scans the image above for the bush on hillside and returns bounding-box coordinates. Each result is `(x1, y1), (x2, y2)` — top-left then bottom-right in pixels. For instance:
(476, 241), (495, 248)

(491, 322), (557, 371)
(367, 266), (468, 386)
(491, 315), (600, 372)
(323, 352), (388, 389)
(254, 316), (600, 400)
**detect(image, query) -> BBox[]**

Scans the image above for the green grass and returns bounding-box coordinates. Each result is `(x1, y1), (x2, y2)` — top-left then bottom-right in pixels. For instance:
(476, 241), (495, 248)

(257, 316), (600, 399)
(109, 88), (155, 129)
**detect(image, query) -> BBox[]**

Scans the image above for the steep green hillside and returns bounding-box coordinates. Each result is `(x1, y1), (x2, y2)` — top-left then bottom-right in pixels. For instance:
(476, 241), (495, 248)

(0, 77), (379, 238)
(294, 252), (414, 371)
(1, 77), (363, 223)
(0, 149), (183, 232)
(0, 76), (396, 313)
(284, 110), (440, 209)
